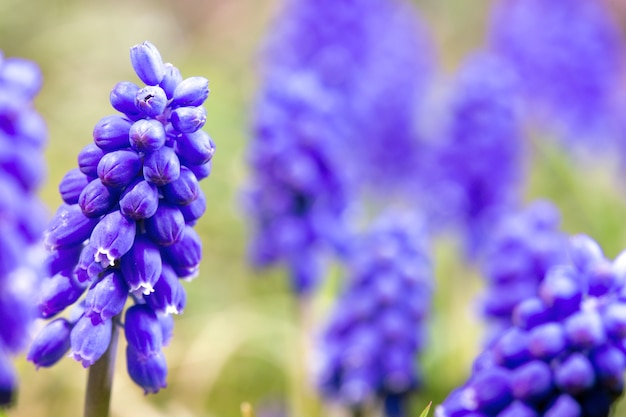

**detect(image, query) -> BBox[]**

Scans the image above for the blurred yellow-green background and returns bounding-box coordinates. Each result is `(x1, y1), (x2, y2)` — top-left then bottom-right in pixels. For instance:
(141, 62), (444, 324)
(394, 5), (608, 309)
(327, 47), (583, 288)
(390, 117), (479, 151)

(3, 0), (626, 416)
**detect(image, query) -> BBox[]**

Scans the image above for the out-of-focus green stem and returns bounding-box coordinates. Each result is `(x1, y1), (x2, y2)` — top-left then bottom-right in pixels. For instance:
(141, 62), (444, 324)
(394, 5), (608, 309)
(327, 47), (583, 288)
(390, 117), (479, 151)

(83, 321), (119, 417)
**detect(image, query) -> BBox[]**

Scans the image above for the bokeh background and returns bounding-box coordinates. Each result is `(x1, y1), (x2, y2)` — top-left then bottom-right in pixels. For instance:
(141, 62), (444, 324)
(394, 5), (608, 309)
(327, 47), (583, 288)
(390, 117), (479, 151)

(3, 0), (626, 416)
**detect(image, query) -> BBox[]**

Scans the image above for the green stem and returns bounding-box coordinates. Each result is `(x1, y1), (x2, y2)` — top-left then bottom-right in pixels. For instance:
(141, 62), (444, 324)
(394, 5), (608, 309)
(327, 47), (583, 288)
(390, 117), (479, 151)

(83, 321), (120, 417)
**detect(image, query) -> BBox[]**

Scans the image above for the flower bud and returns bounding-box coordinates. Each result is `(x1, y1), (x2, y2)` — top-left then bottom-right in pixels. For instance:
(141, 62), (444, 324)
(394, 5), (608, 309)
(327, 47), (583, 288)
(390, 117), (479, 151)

(544, 394), (581, 417)
(564, 311), (606, 349)
(75, 243), (105, 284)
(145, 264), (186, 314)
(97, 149), (142, 188)
(528, 322), (566, 360)
(570, 234), (604, 272)
(188, 160), (212, 180)
(119, 179), (159, 220)
(59, 168), (89, 205)
(179, 189), (206, 225)
(27, 318), (72, 368)
(510, 360), (552, 403)
(590, 345), (625, 389)
(129, 119), (166, 153)
(130, 41), (165, 86)
(0, 57), (42, 98)
(161, 226), (202, 279)
(121, 235), (162, 295)
(162, 166), (199, 206)
(158, 313), (174, 346)
(461, 367), (512, 414)
(77, 143), (104, 178)
(110, 81), (141, 116)
(38, 269), (88, 319)
(92, 115), (132, 151)
(84, 271), (128, 324)
(91, 210), (136, 267)
(70, 315), (112, 368)
(145, 204), (185, 246)
(125, 304), (162, 355)
(175, 129), (214, 165)
(46, 242), (84, 276)
(44, 204), (99, 250)
(171, 106), (207, 134)
(171, 76), (209, 108)
(602, 303), (626, 339)
(143, 146), (180, 186)
(135, 85), (167, 117)
(126, 345), (167, 394)
(159, 63), (182, 99)
(554, 353), (596, 395)
(78, 178), (118, 218)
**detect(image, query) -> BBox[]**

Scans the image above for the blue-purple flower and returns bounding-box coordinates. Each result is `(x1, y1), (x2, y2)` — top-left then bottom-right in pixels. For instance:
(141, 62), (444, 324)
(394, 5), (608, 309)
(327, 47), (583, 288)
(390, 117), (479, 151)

(480, 201), (569, 342)
(436, 235), (626, 416)
(488, 0), (625, 148)
(317, 212), (433, 416)
(0, 51), (48, 406)
(28, 41), (212, 394)
(260, 0), (435, 197)
(424, 51), (524, 254)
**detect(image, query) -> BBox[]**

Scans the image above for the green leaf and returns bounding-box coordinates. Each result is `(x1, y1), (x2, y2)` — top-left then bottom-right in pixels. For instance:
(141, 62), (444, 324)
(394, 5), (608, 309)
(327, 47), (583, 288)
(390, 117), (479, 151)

(418, 401), (433, 417)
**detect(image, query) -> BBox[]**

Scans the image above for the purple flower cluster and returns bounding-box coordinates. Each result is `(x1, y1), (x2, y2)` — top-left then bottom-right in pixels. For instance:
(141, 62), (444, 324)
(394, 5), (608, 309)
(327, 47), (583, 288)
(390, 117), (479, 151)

(260, 0), (434, 196)
(437, 235), (626, 417)
(426, 52), (523, 254)
(0, 52), (48, 406)
(27, 41), (212, 394)
(488, 0), (624, 147)
(246, 72), (352, 296)
(317, 213), (433, 415)
(480, 201), (569, 341)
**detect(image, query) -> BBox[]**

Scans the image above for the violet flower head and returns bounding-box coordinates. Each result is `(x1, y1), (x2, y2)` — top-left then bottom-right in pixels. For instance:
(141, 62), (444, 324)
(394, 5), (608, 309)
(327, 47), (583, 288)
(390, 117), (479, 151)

(436, 235), (626, 417)
(317, 212), (433, 416)
(261, 0), (435, 197)
(480, 200), (569, 342)
(29, 41), (213, 394)
(245, 71), (353, 296)
(426, 52), (524, 255)
(488, 0), (625, 147)
(0, 51), (48, 406)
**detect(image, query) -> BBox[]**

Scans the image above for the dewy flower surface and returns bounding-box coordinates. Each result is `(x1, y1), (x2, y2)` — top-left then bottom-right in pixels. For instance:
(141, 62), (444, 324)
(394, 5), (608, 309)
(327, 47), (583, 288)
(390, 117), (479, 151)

(317, 212), (433, 415)
(28, 41), (213, 394)
(437, 235), (626, 417)
(0, 51), (48, 406)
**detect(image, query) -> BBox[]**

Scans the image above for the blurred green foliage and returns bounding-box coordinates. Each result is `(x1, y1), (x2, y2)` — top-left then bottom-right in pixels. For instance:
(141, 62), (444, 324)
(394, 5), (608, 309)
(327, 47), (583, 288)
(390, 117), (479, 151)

(3, 0), (626, 416)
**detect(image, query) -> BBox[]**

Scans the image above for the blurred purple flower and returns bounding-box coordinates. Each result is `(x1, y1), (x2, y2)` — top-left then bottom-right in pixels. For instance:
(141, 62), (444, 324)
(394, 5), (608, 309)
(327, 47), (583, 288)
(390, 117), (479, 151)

(436, 235), (626, 416)
(489, 0), (625, 148)
(317, 212), (433, 415)
(0, 51), (48, 406)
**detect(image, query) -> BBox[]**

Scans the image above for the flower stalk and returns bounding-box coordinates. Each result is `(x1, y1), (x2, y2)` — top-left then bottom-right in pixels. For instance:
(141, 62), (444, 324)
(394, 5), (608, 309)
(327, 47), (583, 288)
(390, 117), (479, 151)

(83, 320), (120, 417)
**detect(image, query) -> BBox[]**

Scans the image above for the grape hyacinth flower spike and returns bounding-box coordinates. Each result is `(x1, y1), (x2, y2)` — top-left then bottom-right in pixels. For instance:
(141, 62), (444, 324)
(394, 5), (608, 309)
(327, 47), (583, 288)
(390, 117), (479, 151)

(437, 235), (626, 417)
(0, 51), (48, 406)
(28, 41), (213, 409)
(317, 212), (433, 417)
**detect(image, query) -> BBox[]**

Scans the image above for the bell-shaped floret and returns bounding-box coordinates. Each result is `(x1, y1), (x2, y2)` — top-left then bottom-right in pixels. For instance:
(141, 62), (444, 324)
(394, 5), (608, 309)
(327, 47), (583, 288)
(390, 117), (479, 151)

(27, 318), (72, 368)
(84, 270), (128, 324)
(90, 210), (136, 267)
(44, 204), (99, 250)
(145, 264), (186, 314)
(161, 226), (202, 279)
(145, 203), (185, 246)
(171, 76), (209, 108)
(58, 168), (89, 205)
(69, 315), (112, 368)
(125, 304), (162, 355)
(121, 235), (162, 295)
(126, 345), (167, 394)
(38, 269), (88, 319)
(130, 41), (165, 86)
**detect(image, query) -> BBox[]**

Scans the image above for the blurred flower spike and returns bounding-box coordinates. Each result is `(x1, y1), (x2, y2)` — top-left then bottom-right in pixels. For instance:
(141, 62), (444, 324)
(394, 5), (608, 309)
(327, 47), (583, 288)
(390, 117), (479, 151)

(437, 235), (626, 416)
(0, 51), (48, 407)
(317, 212), (433, 416)
(27, 41), (213, 394)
